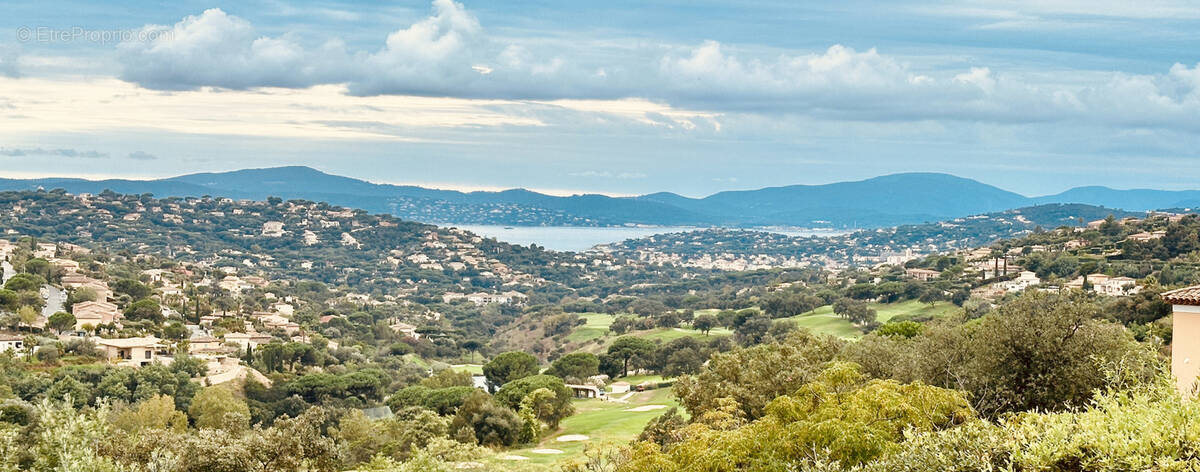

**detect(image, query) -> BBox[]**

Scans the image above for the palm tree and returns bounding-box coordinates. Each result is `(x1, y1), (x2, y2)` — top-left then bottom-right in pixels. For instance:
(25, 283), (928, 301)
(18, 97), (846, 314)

(22, 334), (36, 358)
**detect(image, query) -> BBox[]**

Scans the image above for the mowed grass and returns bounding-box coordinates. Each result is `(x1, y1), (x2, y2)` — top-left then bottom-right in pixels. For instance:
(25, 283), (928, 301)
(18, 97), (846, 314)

(567, 313), (732, 347)
(639, 325), (732, 342)
(872, 299), (961, 322)
(783, 305), (864, 339)
(565, 313), (616, 343)
(449, 363), (483, 375)
(567, 302), (960, 345)
(402, 353), (430, 367)
(483, 388), (680, 470)
(784, 300), (962, 339)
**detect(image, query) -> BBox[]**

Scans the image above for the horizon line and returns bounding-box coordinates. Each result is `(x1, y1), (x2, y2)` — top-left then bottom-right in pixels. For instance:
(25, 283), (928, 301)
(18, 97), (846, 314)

(2, 166), (1195, 200)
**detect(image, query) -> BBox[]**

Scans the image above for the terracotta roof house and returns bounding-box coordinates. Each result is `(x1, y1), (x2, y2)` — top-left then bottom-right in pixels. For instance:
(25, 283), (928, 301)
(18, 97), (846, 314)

(0, 334), (24, 354)
(95, 336), (162, 367)
(187, 335), (223, 354)
(390, 322), (418, 339)
(1163, 286), (1200, 395)
(223, 332), (274, 350)
(72, 301), (120, 330)
(905, 268), (941, 281)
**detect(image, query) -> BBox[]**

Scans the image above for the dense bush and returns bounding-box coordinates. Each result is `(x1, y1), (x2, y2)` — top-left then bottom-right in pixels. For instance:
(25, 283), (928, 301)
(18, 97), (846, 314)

(621, 363), (972, 470)
(387, 385), (476, 416)
(839, 291), (1157, 417)
(674, 330), (843, 420)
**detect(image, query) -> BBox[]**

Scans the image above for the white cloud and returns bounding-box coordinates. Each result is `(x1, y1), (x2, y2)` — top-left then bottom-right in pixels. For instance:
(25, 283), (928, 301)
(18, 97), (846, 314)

(128, 150), (158, 160)
(569, 170), (647, 179)
(74, 0), (1200, 136)
(0, 77), (544, 141)
(0, 44), (18, 78)
(118, 8), (352, 89)
(658, 42), (931, 109)
(973, 0), (1200, 19)
(0, 147), (108, 158)
(953, 67), (996, 93)
(916, 0), (1200, 21)
(107, 4), (997, 118)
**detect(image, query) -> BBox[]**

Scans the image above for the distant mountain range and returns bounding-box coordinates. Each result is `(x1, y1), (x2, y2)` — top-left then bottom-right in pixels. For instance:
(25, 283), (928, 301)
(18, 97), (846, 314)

(0, 166), (1195, 228)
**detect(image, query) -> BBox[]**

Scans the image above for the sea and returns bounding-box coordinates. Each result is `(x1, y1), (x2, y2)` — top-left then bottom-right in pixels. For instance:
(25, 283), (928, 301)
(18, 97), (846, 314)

(447, 225), (847, 252)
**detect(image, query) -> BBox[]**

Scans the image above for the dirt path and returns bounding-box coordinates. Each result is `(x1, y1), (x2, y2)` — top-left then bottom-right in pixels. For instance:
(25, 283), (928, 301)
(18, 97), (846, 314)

(625, 405), (668, 412)
(610, 392), (635, 402)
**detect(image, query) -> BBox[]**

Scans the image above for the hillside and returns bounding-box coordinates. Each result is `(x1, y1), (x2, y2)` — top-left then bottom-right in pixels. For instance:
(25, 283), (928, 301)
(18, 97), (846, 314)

(0, 188), (1190, 472)
(1034, 186), (1200, 211)
(0, 190), (682, 310)
(604, 203), (1145, 268)
(0, 166), (1188, 228)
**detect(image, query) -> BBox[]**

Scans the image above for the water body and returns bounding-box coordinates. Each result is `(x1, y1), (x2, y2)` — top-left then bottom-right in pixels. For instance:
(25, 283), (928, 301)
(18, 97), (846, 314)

(449, 225), (847, 252)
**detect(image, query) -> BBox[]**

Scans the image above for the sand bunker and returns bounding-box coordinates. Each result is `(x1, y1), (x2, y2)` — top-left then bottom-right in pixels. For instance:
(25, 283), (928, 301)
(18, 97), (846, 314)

(531, 449), (564, 455)
(625, 405), (669, 412)
(556, 434), (590, 442)
(498, 454), (529, 461)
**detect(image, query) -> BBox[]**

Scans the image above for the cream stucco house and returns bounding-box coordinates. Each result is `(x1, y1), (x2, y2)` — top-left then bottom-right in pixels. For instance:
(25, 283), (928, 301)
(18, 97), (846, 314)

(95, 336), (163, 367)
(1163, 286), (1200, 395)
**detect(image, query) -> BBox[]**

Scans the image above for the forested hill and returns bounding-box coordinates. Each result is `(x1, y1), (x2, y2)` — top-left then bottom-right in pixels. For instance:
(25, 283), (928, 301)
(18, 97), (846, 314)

(0, 189), (663, 300)
(0, 166), (1185, 227)
(604, 203), (1145, 265)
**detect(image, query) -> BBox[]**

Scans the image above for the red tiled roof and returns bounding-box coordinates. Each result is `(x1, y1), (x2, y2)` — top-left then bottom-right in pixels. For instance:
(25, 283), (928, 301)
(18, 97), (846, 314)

(1162, 286), (1200, 306)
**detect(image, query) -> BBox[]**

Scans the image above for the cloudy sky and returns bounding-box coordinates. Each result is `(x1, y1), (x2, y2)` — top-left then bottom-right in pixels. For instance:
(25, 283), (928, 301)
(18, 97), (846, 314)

(2, 0), (1200, 197)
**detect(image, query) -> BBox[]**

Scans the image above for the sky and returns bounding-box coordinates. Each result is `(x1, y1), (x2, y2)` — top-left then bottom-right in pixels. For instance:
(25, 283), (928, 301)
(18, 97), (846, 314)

(1, 0), (1200, 197)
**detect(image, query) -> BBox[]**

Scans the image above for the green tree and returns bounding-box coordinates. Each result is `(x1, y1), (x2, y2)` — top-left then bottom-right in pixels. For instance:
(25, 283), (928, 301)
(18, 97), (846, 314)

(110, 394), (188, 433)
(865, 371), (1200, 471)
(28, 398), (125, 472)
(660, 343), (706, 377)
(638, 407), (687, 449)
(421, 369), (474, 388)
(597, 353), (623, 379)
(607, 336), (656, 378)
(692, 314), (718, 336)
(674, 330), (843, 420)
(450, 391), (524, 447)
(23, 258), (51, 279)
(336, 407), (449, 465)
(162, 321), (189, 342)
(3, 273), (43, 292)
(840, 291), (1158, 418)
(66, 287), (98, 306)
(390, 385), (477, 416)
(918, 288), (943, 306)
(621, 362), (973, 471)
(16, 306), (37, 330)
(47, 311), (76, 333)
(546, 352), (600, 381)
(734, 315), (773, 346)
(0, 289), (18, 311)
(188, 386), (250, 432)
(833, 298), (876, 325)
(46, 375), (92, 409)
(494, 375), (574, 429)
(483, 351), (540, 388)
(113, 278), (152, 299)
(874, 320), (922, 338)
(124, 298), (163, 323)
